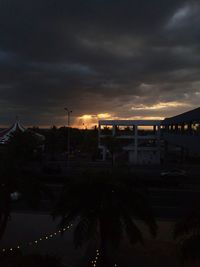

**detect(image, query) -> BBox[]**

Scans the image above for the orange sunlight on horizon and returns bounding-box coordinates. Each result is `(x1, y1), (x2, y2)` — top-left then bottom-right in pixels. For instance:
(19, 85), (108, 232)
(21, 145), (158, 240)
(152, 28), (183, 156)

(71, 113), (164, 129)
(1, 101), (191, 129)
(72, 113), (112, 129)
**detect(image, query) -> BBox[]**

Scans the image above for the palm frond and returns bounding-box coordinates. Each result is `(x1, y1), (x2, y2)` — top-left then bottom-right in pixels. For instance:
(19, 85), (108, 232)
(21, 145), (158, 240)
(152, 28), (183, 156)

(179, 235), (200, 262)
(54, 170), (157, 254)
(123, 214), (144, 245)
(174, 208), (200, 240)
(74, 216), (98, 248)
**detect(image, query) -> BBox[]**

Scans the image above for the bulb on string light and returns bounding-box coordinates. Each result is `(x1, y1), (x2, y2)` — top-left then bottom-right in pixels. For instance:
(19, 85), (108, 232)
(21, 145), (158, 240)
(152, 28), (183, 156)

(0, 224), (76, 258)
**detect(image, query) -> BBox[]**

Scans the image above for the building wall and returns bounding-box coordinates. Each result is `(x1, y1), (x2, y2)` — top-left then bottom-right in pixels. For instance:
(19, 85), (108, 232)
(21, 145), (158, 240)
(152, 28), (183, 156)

(163, 133), (200, 156)
(162, 113), (200, 157)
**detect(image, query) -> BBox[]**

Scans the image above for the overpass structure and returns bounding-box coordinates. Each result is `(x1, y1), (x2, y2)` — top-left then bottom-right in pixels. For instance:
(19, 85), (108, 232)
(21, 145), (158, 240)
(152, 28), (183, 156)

(98, 120), (161, 165)
(98, 107), (200, 164)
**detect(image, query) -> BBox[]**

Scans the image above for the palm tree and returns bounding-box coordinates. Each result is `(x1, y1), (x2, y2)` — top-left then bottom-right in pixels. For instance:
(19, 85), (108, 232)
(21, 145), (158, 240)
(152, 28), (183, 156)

(0, 131), (51, 240)
(53, 170), (157, 266)
(45, 126), (65, 160)
(174, 204), (200, 263)
(0, 252), (62, 267)
(0, 179), (11, 240)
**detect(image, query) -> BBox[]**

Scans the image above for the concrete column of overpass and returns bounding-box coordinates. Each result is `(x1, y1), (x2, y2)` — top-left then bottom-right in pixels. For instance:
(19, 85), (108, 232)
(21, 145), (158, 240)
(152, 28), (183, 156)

(98, 122), (101, 144)
(134, 125), (138, 164)
(188, 121), (192, 134)
(153, 125), (156, 134)
(181, 123), (184, 134)
(102, 146), (106, 161)
(112, 125), (116, 136)
(157, 125), (161, 139)
(99, 122), (106, 161)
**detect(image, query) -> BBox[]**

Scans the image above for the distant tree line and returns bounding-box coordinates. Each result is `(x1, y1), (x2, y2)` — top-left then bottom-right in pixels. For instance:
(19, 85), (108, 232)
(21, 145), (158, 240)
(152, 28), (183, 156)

(30, 126), (99, 160)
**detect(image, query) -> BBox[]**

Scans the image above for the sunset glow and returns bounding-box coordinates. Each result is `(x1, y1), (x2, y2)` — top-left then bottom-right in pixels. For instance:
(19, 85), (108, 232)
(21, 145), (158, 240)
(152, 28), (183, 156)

(71, 113), (164, 129)
(131, 101), (189, 111)
(0, 0), (199, 128)
(72, 113), (112, 128)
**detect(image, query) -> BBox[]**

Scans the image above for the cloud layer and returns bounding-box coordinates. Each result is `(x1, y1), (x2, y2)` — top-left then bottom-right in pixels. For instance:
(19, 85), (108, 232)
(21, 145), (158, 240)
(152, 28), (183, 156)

(0, 0), (200, 127)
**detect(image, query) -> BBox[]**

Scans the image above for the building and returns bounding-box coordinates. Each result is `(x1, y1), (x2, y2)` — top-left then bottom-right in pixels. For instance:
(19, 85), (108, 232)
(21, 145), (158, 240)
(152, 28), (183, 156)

(99, 120), (161, 165)
(99, 107), (200, 164)
(162, 107), (200, 159)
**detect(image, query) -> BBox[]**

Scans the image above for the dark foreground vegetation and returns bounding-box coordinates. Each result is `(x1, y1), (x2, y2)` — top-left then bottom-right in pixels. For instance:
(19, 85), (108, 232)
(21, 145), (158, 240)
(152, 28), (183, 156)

(54, 170), (157, 266)
(0, 251), (62, 267)
(0, 131), (200, 266)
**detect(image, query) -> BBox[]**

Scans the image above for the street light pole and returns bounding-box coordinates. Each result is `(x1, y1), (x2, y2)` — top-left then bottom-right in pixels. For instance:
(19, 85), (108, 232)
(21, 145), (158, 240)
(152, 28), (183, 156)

(64, 108), (72, 169)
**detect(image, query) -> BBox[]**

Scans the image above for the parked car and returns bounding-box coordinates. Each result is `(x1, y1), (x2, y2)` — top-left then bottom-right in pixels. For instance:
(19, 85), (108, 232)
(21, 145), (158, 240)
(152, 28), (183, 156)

(161, 169), (186, 178)
(10, 191), (21, 201)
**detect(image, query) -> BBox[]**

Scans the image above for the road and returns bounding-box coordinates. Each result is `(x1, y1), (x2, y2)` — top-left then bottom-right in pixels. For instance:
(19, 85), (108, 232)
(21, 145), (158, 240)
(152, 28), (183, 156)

(2, 163), (200, 266)
(12, 181), (200, 221)
(148, 187), (200, 219)
(12, 155), (200, 215)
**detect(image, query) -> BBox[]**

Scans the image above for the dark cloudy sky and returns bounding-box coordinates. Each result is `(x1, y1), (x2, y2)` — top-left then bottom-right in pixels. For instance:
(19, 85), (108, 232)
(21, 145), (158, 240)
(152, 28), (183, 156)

(0, 0), (200, 127)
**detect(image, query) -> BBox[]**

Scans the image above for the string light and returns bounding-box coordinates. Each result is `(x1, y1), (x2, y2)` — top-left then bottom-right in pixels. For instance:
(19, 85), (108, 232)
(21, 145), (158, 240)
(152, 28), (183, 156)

(90, 249), (118, 267)
(90, 249), (100, 267)
(0, 224), (73, 254)
(1, 223), (118, 267)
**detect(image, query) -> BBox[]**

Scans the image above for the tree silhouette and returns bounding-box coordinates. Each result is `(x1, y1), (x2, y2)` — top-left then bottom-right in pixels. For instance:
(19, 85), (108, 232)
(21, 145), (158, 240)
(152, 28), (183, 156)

(174, 204), (200, 263)
(53, 171), (157, 266)
(0, 131), (50, 240)
(44, 126), (65, 160)
(0, 252), (62, 267)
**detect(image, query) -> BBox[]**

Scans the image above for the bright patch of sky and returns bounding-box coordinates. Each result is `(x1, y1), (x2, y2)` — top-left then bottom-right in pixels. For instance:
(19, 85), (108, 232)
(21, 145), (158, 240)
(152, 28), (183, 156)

(166, 5), (193, 29)
(131, 101), (189, 110)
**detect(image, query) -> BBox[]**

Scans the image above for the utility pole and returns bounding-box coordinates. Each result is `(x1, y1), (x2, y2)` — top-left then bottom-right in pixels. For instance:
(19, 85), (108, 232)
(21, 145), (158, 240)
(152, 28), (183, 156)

(64, 108), (72, 169)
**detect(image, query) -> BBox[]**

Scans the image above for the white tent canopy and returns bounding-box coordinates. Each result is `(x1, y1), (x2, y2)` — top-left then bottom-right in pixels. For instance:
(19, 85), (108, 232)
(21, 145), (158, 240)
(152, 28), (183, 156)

(0, 120), (26, 145)
(0, 119), (45, 145)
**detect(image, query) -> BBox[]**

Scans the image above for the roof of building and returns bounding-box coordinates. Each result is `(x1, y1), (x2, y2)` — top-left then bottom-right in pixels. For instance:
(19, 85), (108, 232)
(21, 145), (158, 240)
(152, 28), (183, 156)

(99, 120), (161, 126)
(162, 107), (200, 125)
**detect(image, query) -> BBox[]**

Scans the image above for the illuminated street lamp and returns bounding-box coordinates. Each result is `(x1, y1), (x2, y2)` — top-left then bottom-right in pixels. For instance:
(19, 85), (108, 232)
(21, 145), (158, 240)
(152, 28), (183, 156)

(64, 108), (72, 168)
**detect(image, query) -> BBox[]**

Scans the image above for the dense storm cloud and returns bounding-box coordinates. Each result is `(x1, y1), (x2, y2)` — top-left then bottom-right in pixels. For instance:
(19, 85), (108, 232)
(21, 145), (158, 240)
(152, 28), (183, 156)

(0, 0), (200, 127)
